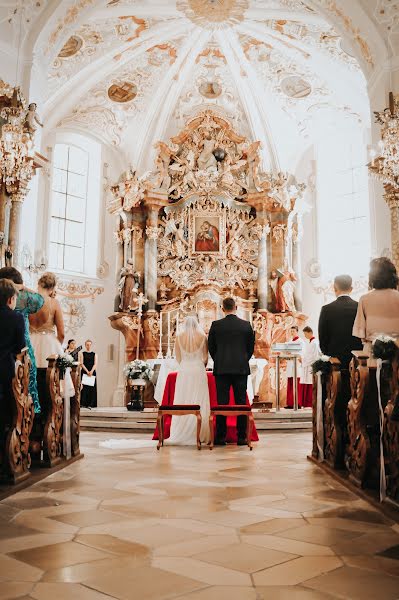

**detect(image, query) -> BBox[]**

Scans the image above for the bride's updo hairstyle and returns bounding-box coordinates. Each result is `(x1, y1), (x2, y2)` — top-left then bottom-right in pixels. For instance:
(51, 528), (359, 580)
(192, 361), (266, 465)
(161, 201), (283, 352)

(38, 272), (57, 291)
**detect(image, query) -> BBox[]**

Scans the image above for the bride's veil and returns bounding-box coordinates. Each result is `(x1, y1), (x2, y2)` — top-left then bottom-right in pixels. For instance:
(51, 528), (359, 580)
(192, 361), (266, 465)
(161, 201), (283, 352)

(176, 315), (205, 354)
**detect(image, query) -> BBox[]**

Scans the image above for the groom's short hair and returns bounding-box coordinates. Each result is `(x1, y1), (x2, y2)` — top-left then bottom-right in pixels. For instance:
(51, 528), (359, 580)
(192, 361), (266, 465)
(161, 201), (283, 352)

(223, 297), (236, 312)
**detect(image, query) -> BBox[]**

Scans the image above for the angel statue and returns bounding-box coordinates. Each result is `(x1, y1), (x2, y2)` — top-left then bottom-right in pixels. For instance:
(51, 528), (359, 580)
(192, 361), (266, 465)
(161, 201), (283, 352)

(24, 103), (43, 136)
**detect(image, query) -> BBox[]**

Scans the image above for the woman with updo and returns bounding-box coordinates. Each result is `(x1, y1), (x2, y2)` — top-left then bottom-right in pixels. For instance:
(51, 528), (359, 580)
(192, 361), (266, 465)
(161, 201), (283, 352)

(30, 272), (74, 400)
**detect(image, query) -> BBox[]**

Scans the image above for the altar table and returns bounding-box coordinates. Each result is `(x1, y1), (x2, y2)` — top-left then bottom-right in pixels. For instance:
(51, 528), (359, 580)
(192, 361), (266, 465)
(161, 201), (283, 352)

(153, 371), (259, 443)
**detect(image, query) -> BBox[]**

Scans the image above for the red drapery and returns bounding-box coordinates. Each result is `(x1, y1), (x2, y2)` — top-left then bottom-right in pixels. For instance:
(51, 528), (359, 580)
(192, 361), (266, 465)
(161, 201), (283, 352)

(153, 371), (259, 443)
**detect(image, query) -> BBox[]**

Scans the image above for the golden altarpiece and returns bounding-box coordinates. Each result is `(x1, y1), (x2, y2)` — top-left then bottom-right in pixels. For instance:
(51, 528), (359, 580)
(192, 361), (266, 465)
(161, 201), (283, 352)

(107, 112), (307, 405)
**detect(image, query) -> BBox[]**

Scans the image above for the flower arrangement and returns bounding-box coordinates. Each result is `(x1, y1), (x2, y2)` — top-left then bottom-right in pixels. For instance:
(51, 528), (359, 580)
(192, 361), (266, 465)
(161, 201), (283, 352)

(56, 353), (74, 379)
(124, 359), (153, 382)
(372, 335), (398, 361)
(312, 355), (332, 375)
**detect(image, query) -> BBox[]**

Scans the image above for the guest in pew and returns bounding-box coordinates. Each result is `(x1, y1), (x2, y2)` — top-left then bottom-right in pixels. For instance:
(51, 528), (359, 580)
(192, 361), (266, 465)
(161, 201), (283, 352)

(0, 279), (26, 437)
(318, 274), (363, 368)
(353, 257), (399, 352)
(299, 326), (320, 408)
(0, 267), (44, 414)
(30, 272), (74, 403)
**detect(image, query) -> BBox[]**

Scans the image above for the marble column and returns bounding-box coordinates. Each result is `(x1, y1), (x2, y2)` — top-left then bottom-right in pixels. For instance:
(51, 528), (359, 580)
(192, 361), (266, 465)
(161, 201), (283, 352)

(8, 196), (24, 266)
(385, 193), (399, 272)
(0, 186), (7, 236)
(145, 210), (159, 311)
(258, 224), (270, 310)
(113, 215), (124, 312)
(143, 191), (168, 311)
(292, 238), (303, 311)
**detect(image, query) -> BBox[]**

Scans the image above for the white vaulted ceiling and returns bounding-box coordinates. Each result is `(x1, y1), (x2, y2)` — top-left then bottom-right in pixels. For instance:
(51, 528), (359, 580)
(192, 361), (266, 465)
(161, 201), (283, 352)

(0, 1), (389, 172)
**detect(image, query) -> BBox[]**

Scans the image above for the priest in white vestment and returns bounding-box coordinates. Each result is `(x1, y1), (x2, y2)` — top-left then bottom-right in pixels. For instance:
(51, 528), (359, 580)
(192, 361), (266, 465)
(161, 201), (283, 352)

(299, 326), (320, 408)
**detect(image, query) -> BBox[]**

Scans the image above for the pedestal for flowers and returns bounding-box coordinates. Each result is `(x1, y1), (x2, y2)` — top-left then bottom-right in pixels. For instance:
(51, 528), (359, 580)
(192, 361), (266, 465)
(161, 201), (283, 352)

(124, 360), (154, 411)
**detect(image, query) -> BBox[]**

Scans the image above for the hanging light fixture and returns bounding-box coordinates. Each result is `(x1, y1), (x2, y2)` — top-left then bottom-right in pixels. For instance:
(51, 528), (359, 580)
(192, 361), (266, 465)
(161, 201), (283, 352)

(0, 2), (34, 197)
(368, 92), (399, 190)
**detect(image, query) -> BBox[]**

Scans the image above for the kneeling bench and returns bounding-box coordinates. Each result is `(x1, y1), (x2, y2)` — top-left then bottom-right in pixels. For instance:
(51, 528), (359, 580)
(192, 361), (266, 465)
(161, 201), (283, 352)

(157, 404), (202, 450)
(209, 405), (254, 450)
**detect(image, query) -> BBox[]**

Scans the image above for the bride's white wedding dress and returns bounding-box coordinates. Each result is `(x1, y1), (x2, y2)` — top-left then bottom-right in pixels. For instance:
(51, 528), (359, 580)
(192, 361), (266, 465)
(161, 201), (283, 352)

(168, 336), (211, 445)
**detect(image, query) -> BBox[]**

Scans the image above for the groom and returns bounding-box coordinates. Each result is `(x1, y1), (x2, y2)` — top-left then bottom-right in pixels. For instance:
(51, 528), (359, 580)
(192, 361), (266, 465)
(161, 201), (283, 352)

(208, 297), (255, 445)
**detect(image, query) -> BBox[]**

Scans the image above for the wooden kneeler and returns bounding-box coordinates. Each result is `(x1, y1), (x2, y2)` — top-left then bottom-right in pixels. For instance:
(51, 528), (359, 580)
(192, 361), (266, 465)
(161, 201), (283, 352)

(209, 405), (254, 450)
(157, 404), (202, 450)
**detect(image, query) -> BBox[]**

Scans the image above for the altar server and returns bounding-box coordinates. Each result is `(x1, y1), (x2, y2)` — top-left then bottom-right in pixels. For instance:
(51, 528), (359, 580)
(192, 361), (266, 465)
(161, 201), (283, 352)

(299, 326), (320, 408)
(286, 325), (304, 408)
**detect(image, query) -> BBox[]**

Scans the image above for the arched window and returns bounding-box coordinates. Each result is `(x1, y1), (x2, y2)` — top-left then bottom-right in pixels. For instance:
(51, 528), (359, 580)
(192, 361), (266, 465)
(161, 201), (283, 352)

(49, 144), (88, 272)
(48, 135), (101, 277)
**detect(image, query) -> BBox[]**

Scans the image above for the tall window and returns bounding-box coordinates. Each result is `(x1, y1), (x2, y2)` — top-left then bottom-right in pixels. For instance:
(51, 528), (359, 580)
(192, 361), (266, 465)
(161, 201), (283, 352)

(317, 127), (371, 279)
(49, 144), (89, 273)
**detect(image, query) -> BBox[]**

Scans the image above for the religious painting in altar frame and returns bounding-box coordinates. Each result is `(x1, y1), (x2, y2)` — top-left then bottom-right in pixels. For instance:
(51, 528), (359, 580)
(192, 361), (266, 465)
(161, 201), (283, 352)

(189, 210), (226, 257)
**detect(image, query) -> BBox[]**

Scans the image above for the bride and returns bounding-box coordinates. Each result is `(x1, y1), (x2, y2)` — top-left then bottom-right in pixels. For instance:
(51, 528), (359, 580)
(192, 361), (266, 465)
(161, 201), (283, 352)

(168, 315), (211, 445)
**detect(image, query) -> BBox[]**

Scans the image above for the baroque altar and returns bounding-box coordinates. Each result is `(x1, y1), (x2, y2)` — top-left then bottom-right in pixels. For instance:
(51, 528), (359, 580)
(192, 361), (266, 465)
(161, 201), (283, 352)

(107, 111), (308, 406)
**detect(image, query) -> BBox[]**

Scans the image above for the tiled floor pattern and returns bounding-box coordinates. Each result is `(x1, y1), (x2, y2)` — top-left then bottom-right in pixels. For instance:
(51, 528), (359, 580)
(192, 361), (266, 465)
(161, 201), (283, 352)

(0, 431), (398, 599)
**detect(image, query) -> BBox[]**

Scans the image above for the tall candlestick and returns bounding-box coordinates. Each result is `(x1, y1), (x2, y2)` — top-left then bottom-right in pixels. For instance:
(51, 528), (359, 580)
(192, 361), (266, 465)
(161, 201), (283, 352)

(158, 311), (163, 358)
(166, 311), (171, 358)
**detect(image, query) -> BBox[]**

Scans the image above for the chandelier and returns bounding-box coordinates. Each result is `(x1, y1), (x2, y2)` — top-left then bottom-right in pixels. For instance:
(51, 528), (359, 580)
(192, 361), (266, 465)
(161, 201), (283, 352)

(369, 92), (399, 191)
(0, 86), (34, 197)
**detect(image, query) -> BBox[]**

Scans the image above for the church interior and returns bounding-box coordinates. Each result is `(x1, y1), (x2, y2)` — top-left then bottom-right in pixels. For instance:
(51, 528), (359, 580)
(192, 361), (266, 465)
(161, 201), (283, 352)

(1, 0), (399, 598)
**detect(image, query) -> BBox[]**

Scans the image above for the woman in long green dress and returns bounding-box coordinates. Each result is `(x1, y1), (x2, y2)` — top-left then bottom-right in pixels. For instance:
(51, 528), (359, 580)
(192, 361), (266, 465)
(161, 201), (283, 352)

(0, 267), (44, 414)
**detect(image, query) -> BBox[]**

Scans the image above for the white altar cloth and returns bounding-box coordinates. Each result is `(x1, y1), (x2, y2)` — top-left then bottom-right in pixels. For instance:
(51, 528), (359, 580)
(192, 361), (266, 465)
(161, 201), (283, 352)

(150, 357), (267, 405)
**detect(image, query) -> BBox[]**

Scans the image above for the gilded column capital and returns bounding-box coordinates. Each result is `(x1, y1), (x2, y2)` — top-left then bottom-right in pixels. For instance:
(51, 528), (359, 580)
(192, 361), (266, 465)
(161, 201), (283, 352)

(145, 226), (159, 240)
(385, 193), (399, 210)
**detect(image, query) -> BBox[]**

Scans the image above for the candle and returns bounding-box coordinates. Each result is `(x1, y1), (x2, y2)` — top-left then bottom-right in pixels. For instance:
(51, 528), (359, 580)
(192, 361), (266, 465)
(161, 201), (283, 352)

(158, 311), (163, 358)
(167, 312), (171, 357)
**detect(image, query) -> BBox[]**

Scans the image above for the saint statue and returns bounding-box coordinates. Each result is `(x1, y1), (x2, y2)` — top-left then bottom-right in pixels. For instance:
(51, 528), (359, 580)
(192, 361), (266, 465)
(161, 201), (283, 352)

(197, 138), (217, 172)
(276, 268), (297, 313)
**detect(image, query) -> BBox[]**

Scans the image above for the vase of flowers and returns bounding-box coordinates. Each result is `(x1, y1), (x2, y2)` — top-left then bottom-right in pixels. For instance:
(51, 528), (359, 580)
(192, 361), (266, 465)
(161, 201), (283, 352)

(124, 360), (153, 411)
(56, 353), (74, 380)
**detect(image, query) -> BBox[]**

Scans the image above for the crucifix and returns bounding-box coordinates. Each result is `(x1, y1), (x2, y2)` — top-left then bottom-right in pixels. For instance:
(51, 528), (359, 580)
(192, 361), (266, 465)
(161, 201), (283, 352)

(136, 292), (148, 360)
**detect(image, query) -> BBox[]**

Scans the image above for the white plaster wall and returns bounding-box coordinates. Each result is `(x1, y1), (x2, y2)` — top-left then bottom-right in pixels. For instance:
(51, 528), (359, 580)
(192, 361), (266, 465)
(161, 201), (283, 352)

(20, 129), (125, 407)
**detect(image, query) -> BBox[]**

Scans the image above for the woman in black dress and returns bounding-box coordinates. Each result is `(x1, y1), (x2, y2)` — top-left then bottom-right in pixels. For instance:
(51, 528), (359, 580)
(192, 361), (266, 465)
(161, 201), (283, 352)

(79, 339), (98, 408)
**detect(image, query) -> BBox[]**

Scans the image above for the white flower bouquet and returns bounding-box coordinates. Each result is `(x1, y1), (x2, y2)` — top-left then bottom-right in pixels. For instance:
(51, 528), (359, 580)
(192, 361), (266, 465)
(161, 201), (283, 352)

(124, 359), (153, 382)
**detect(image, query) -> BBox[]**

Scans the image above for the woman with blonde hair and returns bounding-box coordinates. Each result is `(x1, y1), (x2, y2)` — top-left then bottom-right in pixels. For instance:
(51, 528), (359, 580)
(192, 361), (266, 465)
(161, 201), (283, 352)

(30, 272), (74, 400)
(167, 315), (210, 445)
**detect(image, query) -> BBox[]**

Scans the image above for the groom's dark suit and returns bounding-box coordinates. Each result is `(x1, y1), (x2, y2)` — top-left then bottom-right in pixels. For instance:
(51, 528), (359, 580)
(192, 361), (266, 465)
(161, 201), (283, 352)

(208, 313), (255, 442)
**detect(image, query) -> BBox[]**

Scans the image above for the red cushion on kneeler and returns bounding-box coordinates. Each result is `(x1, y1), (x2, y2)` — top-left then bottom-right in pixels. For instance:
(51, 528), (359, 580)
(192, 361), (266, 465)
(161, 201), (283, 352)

(159, 404), (200, 411)
(211, 405), (252, 412)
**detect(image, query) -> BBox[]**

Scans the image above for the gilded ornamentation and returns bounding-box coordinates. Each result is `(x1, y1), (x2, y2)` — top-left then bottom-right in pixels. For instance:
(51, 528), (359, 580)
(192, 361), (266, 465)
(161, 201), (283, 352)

(144, 112), (291, 201)
(319, 0), (374, 67)
(158, 194), (259, 290)
(146, 226), (160, 240)
(57, 280), (104, 299)
(177, 0), (249, 29)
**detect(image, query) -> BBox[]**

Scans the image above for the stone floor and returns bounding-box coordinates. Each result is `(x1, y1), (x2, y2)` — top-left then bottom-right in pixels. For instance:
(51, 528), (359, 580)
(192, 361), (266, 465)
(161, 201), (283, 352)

(0, 431), (399, 600)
